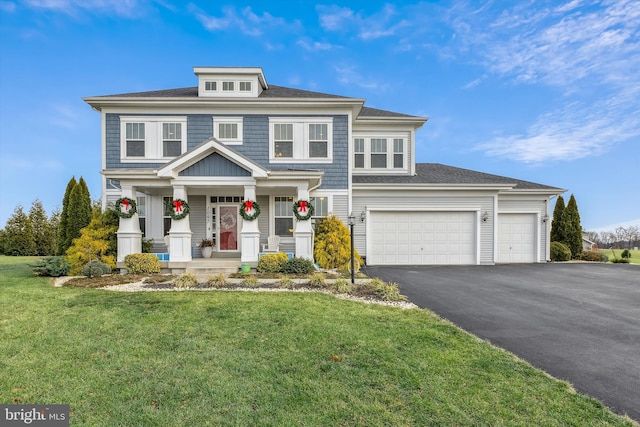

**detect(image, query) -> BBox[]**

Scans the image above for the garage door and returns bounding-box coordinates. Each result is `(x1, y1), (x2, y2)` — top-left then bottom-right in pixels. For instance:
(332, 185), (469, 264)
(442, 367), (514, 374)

(498, 213), (536, 263)
(369, 211), (476, 265)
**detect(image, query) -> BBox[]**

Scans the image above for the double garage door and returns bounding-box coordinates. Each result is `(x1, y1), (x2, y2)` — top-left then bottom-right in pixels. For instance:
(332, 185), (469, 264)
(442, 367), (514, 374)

(369, 211), (476, 265)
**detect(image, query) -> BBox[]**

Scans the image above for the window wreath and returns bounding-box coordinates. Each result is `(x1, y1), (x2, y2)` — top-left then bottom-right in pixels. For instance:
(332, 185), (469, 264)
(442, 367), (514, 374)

(166, 198), (190, 220)
(240, 200), (260, 221)
(293, 199), (314, 221)
(115, 197), (137, 219)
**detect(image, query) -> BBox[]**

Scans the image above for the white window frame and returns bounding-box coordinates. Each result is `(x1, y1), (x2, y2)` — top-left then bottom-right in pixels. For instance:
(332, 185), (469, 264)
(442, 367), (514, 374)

(213, 117), (243, 145)
(120, 116), (187, 163)
(239, 81), (252, 92)
(222, 81), (235, 92)
(204, 81), (217, 92)
(269, 117), (333, 163)
(352, 133), (408, 173)
(273, 196), (294, 238)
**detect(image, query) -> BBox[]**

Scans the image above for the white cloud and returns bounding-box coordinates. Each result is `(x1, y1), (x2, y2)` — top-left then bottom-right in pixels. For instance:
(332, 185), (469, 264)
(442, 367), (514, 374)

(192, 5), (300, 37)
(22, 0), (145, 17)
(334, 65), (388, 91)
(296, 38), (338, 51)
(316, 3), (409, 40)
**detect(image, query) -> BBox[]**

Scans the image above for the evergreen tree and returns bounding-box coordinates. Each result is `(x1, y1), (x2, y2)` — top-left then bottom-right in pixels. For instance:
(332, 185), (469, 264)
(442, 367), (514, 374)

(561, 194), (583, 258)
(65, 210), (118, 275)
(28, 199), (56, 256)
(550, 195), (565, 243)
(64, 178), (92, 251)
(3, 206), (36, 256)
(58, 176), (77, 254)
(313, 214), (362, 270)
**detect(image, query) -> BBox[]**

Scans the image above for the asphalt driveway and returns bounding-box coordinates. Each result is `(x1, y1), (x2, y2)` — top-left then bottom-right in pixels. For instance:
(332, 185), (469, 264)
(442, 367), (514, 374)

(364, 263), (640, 422)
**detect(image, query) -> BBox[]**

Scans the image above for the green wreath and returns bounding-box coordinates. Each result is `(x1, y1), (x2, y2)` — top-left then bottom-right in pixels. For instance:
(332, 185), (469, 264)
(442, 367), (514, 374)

(166, 198), (190, 220)
(115, 197), (137, 218)
(293, 199), (314, 221)
(240, 200), (260, 221)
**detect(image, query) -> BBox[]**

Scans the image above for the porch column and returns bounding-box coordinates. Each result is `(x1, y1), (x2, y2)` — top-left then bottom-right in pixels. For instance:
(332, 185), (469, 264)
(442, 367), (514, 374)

(168, 185), (192, 262)
(240, 185), (260, 265)
(294, 184), (314, 260)
(117, 185), (142, 262)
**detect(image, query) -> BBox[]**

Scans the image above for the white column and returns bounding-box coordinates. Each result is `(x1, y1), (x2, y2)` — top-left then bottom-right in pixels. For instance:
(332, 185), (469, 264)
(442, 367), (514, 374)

(116, 185), (142, 262)
(168, 186), (192, 262)
(240, 184), (261, 265)
(294, 184), (314, 260)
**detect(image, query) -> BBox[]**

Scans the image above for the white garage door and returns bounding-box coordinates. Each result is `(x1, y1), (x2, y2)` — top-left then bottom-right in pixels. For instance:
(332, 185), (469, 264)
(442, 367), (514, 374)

(498, 213), (537, 263)
(369, 211), (476, 265)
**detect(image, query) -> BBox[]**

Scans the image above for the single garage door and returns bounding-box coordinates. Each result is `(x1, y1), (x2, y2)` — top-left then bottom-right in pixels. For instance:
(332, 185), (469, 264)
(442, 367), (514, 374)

(369, 211), (476, 265)
(498, 213), (537, 263)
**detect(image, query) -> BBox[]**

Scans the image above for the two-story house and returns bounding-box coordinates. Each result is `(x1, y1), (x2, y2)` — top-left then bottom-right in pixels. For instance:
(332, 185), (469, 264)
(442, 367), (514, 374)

(84, 66), (564, 271)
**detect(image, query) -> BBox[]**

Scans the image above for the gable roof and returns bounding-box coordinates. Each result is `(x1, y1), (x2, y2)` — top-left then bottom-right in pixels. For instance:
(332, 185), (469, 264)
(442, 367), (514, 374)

(353, 163), (565, 192)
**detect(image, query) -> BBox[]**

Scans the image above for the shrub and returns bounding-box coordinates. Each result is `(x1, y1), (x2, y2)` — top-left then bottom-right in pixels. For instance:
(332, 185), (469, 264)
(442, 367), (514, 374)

(331, 278), (353, 294)
(206, 273), (226, 288)
(358, 278), (406, 302)
(550, 241), (571, 262)
(142, 238), (154, 253)
(277, 276), (295, 289)
(282, 257), (315, 274)
(578, 251), (608, 262)
(257, 253), (288, 273)
(621, 249), (631, 259)
(174, 272), (198, 288)
(31, 256), (71, 277)
(314, 214), (363, 270)
(124, 253), (161, 274)
(81, 260), (112, 278)
(242, 275), (260, 288)
(308, 272), (326, 288)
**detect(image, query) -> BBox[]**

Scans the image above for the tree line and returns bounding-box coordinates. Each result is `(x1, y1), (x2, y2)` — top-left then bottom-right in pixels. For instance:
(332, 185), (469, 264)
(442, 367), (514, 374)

(583, 226), (640, 250)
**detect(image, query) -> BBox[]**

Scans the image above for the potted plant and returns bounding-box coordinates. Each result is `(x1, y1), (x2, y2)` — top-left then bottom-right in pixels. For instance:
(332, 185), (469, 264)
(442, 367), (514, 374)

(199, 239), (215, 258)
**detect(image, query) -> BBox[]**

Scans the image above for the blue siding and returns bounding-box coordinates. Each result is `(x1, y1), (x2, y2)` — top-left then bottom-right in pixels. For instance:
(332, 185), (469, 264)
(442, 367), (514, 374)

(180, 153), (251, 177)
(105, 114), (349, 189)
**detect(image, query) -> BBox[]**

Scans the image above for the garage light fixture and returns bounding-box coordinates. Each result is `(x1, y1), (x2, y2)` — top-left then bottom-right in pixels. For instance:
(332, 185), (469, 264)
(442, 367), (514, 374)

(481, 211), (489, 223)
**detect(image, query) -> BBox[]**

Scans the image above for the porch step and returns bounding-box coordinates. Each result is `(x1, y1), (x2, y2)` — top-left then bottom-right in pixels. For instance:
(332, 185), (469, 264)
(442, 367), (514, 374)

(185, 258), (242, 276)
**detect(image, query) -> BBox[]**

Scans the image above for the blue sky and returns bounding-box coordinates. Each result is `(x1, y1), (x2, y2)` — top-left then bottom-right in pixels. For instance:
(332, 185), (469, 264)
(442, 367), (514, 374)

(1, 0), (639, 231)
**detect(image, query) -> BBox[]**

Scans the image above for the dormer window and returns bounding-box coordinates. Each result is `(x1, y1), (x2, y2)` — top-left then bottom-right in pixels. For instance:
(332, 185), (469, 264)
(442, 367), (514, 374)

(204, 81), (217, 91)
(239, 81), (252, 92)
(222, 81), (234, 91)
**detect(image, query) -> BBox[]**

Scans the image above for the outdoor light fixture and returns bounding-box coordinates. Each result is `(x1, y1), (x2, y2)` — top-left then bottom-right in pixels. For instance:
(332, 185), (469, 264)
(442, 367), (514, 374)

(481, 211), (489, 223)
(542, 214), (549, 223)
(360, 210), (366, 222)
(348, 213), (356, 284)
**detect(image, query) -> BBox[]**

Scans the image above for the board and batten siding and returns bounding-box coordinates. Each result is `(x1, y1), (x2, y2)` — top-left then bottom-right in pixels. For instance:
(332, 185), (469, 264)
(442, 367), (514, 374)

(188, 196), (207, 258)
(352, 190), (496, 264)
(498, 196), (550, 262)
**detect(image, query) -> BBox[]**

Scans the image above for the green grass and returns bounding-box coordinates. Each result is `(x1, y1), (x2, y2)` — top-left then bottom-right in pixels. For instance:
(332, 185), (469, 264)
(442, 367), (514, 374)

(599, 248), (640, 265)
(1, 256), (636, 426)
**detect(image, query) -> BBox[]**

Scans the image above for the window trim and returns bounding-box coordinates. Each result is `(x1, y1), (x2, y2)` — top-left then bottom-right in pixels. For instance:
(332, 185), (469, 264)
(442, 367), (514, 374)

(213, 117), (243, 145)
(352, 134), (409, 173)
(120, 116), (187, 163)
(268, 117), (333, 163)
(273, 196), (294, 238)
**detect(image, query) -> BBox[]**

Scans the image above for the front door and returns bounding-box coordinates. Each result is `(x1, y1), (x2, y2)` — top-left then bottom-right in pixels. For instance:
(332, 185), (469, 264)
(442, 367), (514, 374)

(218, 205), (239, 251)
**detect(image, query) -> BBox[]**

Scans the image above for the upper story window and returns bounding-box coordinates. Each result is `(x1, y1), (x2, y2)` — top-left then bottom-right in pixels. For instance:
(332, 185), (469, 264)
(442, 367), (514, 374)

(269, 117), (333, 163)
(204, 81), (217, 91)
(120, 116), (187, 162)
(213, 117), (243, 145)
(353, 134), (408, 172)
(222, 81), (234, 91)
(239, 81), (252, 92)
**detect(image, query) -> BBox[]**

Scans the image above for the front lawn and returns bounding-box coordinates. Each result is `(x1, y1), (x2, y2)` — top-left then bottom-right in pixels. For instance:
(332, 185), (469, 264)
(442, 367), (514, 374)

(1, 256), (636, 426)
(599, 248), (640, 265)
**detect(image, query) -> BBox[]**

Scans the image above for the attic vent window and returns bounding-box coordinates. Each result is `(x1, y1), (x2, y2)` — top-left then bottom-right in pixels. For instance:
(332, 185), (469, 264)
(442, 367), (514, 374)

(239, 81), (252, 92)
(205, 81), (217, 91)
(222, 81), (234, 91)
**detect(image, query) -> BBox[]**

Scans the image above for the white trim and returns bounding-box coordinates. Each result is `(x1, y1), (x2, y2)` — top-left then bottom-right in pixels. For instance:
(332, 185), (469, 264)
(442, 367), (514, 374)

(213, 116), (243, 145)
(352, 132), (410, 173)
(268, 117), (333, 164)
(120, 116), (187, 163)
(365, 206), (482, 266)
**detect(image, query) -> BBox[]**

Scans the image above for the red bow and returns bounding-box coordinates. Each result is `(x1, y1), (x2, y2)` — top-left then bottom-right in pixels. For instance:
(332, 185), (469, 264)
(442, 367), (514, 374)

(121, 199), (130, 211)
(244, 200), (254, 212)
(173, 200), (183, 213)
(298, 201), (308, 213)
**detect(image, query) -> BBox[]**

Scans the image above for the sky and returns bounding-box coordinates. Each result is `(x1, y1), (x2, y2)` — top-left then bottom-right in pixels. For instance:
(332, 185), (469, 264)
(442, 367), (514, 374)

(0, 0), (639, 232)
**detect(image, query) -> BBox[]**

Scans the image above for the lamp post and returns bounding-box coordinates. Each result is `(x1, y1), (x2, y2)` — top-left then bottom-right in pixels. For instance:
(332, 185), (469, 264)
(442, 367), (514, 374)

(348, 213), (355, 284)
